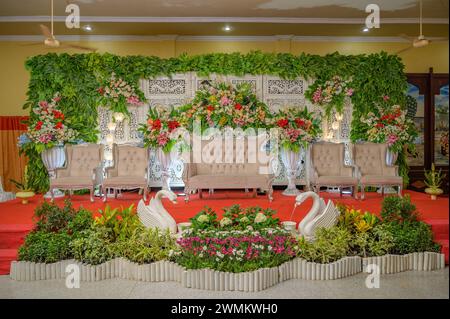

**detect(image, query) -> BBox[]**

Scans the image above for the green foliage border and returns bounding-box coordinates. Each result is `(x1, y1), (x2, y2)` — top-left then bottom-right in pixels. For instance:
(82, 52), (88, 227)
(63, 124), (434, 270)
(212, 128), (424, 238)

(23, 51), (407, 192)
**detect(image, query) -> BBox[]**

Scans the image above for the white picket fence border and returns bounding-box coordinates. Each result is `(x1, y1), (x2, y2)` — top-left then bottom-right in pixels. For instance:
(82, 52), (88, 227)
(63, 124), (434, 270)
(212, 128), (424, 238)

(9, 252), (446, 292)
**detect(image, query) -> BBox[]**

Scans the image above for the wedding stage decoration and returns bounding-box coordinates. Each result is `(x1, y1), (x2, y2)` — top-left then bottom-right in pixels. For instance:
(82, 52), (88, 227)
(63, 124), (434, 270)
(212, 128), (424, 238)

(20, 51), (408, 192)
(9, 195), (444, 291)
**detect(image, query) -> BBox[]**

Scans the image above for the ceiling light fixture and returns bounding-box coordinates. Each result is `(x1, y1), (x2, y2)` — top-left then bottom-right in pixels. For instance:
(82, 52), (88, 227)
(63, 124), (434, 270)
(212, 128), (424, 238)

(83, 25), (92, 31)
(223, 25), (232, 32)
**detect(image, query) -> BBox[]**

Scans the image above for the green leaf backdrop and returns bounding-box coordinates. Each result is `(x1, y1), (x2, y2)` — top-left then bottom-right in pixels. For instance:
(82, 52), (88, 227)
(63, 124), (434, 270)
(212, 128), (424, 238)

(22, 51), (408, 192)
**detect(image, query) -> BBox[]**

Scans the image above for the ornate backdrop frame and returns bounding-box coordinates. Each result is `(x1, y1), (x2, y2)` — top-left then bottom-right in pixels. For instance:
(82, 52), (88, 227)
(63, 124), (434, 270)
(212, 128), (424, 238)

(97, 73), (353, 188)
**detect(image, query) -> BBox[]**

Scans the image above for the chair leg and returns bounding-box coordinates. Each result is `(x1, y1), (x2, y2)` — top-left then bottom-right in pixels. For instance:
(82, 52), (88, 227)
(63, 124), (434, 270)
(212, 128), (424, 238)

(199, 189), (203, 199)
(103, 187), (107, 202)
(113, 188), (117, 199)
(268, 188), (273, 202)
(361, 185), (365, 200)
(398, 185), (403, 197)
(90, 187), (94, 203)
(50, 187), (54, 202)
(253, 188), (257, 198)
(339, 187), (343, 197)
(381, 186), (385, 197)
(143, 187), (148, 201)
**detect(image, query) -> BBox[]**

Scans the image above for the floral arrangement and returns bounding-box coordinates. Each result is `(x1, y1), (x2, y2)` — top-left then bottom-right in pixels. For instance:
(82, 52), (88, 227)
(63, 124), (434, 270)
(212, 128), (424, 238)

(267, 107), (322, 152)
(138, 105), (186, 153)
(20, 94), (77, 153)
(172, 205), (296, 272)
(360, 103), (417, 154)
(178, 81), (270, 132)
(306, 75), (354, 116)
(97, 72), (144, 115)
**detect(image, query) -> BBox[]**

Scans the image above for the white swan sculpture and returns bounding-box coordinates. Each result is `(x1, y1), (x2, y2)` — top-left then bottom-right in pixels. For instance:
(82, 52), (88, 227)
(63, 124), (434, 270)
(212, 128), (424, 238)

(295, 191), (340, 240)
(137, 189), (178, 233)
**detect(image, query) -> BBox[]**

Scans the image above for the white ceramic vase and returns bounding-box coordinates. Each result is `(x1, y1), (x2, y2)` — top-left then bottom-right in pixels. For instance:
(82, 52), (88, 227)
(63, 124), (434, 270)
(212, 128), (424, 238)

(41, 146), (66, 198)
(280, 148), (301, 196)
(154, 147), (177, 191)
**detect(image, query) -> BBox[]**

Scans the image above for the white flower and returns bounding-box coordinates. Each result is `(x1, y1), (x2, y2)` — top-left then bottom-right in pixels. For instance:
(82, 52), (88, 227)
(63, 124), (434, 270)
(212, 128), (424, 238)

(240, 216), (249, 223)
(220, 217), (232, 227)
(197, 214), (209, 223)
(254, 213), (267, 223)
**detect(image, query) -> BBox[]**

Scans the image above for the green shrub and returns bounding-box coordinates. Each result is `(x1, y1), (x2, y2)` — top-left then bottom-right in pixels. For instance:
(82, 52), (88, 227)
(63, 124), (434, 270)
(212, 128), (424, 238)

(384, 221), (441, 255)
(298, 226), (351, 263)
(67, 208), (94, 235)
(70, 228), (112, 265)
(34, 199), (77, 232)
(352, 224), (394, 257)
(94, 205), (143, 241)
(18, 230), (72, 263)
(108, 228), (176, 264)
(380, 195), (418, 223)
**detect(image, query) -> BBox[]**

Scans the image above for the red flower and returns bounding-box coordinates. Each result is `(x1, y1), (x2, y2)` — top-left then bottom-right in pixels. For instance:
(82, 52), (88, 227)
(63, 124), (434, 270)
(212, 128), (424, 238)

(234, 103), (242, 110)
(97, 87), (105, 95)
(54, 122), (63, 129)
(295, 118), (305, 128)
(53, 110), (64, 120)
(206, 105), (215, 112)
(376, 122), (385, 128)
(277, 119), (289, 128)
(53, 96), (61, 103)
(152, 119), (162, 130)
(35, 121), (43, 130)
(167, 120), (180, 132)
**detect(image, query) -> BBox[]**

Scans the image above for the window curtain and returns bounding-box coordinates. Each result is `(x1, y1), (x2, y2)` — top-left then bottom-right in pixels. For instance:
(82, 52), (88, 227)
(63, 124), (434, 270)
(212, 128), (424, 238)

(0, 116), (28, 192)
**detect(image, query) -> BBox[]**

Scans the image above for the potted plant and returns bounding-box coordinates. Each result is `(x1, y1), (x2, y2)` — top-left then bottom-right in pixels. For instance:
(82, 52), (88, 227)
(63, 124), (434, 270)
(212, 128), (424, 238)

(10, 166), (35, 204)
(424, 163), (446, 200)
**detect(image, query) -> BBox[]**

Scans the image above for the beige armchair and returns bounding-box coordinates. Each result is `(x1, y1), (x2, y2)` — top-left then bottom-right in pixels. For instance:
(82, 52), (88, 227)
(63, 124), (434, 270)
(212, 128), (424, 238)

(183, 135), (274, 202)
(353, 142), (403, 199)
(309, 142), (358, 198)
(102, 144), (149, 202)
(51, 144), (104, 202)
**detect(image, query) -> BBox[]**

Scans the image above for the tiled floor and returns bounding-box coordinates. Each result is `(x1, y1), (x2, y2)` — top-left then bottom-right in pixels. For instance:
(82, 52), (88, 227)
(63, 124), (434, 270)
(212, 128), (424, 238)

(0, 267), (448, 299)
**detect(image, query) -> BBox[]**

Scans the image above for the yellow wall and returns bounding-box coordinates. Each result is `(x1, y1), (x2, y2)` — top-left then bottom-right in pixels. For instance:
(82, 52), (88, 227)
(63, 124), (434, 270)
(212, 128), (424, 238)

(0, 40), (448, 116)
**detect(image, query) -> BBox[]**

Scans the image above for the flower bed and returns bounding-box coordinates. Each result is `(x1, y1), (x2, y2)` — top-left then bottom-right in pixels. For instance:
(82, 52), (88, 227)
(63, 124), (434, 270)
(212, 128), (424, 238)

(10, 197), (446, 291)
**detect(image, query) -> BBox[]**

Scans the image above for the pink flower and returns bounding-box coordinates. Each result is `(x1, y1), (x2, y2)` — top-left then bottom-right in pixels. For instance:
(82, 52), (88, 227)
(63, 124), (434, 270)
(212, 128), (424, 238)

(345, 88), (354, 96)
(53, 96), (61, 103)
(312, 88), (323, 103)
(383, 95), (390, 101)
(127, 95), (142, 105)
(157, 132), (169, 146)
(38, 101), (48, 108)
(387, 134), (398, 146)
(220, 96), (230, 106)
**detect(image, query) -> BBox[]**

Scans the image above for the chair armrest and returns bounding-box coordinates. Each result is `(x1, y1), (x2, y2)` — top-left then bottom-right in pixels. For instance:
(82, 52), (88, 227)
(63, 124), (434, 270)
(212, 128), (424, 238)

(383, 164), (399, 176)
(310, 166), (319, 182)
(55, 167), (70, 178)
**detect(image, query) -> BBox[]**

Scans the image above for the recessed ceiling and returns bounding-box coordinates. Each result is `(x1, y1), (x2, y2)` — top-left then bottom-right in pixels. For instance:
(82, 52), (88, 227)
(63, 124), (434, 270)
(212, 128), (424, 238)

(0, 0), (448, 37)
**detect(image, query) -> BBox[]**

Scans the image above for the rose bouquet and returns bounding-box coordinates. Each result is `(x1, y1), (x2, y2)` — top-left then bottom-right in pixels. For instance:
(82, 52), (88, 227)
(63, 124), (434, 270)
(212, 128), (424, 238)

(22, 93), (77, 153)
(98, 72), (145, 116)
(139, 105), (186, 153)
(267, 107), (322, 152)
(178, 81), (270, 132)
(360, 104), (417, 154)
(306, 75), (353, 116)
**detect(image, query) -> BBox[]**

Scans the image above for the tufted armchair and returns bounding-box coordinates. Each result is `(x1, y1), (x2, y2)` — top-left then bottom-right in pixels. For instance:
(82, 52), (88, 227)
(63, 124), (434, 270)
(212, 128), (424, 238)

(51, 144), (104, 202)
(102, 144), (149, 202)
(353, 142), (403, 199)
(309, 142), (358, 198)
(183, 135), (274, 202)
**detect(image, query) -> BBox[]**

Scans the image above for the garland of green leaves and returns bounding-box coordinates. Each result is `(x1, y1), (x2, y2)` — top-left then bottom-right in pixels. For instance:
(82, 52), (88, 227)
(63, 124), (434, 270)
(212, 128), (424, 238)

(22, 51), (408, 192)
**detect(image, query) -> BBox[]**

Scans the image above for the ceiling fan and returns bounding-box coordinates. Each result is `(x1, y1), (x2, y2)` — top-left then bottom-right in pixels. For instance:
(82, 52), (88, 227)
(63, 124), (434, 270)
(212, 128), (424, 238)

(24, 0), (97, 52)
(396, 0), (448, 54)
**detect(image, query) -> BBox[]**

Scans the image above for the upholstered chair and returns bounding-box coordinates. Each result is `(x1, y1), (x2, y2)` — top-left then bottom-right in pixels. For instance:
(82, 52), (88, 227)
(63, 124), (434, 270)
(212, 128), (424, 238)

(309, 142), (358, 198)
(50, 144), (104, 202)
(353, 142), (403, 199)
(102, 144), (149, 202)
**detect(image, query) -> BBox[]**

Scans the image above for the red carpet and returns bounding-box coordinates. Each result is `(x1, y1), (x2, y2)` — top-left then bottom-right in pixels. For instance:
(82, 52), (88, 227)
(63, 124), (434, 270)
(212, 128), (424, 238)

(0, 189), (448, 274)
